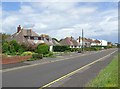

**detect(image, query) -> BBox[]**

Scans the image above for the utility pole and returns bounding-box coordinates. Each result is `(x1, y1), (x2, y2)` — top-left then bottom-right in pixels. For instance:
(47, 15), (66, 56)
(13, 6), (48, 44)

(82, 29), (84, 53)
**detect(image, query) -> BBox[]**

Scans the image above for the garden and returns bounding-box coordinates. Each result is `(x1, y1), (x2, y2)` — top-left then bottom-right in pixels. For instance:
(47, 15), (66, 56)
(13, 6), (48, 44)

(2, 40), (115, 64)
(2, 40), (55, 62)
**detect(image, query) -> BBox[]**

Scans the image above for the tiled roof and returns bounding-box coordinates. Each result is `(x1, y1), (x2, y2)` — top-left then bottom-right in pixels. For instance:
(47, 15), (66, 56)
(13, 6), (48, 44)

(22, 29), (39, 36)
(94, 39), (101, 43)
(71, 40), (78, 46)
(60, 37), (78, 46)
(52, 39), (60, 45)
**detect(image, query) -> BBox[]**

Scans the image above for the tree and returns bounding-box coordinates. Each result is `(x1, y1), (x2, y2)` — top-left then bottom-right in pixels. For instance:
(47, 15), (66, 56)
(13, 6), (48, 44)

(36, 43), (49, 55)
(9, 40), (21, 52)
(2, 42), (9, 53)
(1, 33), (10, 42)
(2, 40), (25, 55)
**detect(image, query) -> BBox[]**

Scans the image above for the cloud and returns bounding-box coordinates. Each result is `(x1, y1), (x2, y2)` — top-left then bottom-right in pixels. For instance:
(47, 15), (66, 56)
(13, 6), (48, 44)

(2, 2), (118, 43)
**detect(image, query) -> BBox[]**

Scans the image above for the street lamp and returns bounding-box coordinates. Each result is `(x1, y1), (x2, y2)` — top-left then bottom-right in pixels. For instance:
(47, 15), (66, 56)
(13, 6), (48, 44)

(81, 29), (84, 53)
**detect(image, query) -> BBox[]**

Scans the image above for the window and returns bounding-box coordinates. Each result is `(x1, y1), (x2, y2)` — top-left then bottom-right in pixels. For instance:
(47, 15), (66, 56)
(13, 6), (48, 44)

(30, 37), (34, 40)
(46, 38), (49, 41)
(34, 37), (38, 40)
(38, 37), (41, 40)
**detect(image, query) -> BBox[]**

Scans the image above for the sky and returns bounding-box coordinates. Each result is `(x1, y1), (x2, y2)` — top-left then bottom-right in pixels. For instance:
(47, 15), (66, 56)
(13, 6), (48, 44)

(1, 1), (118, 43)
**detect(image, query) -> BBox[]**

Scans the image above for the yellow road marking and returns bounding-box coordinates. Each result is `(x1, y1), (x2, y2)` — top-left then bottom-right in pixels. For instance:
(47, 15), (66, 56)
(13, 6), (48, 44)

(39, 50), (117, 89)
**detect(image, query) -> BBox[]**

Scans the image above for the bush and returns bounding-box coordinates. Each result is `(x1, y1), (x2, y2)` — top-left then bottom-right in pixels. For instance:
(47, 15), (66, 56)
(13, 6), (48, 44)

(70, 48), (81, 52)
(48, 52), (54, 56)
(21, 51), (33, 56)
(43, 52), (54, 57)
(64, 50), (71, 53)
(35, 43), (49, 55)
(2, 42), (9, 53)
(32, 53), (43, 60)
(2, 40), (25, 55)
(53, 46), (69, 52)
(84, 47), (101, 51)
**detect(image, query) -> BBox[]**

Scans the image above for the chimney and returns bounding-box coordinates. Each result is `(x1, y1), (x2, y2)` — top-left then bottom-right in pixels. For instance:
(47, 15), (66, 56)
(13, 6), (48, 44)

(79, 36), (81, 42)
(17, 25), (21, 33)
(71, 36), (73, 41)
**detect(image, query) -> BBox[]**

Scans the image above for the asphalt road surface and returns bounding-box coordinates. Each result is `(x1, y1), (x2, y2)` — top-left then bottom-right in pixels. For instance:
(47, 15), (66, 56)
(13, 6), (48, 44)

(2, 48), (118, 88)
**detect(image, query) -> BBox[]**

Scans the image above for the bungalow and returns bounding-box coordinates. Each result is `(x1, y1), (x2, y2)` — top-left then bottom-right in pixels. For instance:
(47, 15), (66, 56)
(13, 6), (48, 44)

(100, 40), (108, 46)
(40, 34), (60, 51)
(6, 25), (41, 47)
(91, 39), (101, 46)
(6, 25), (58, 51)
(77, 36), (91, 48)
(59, 36), (78, 48)
(107, 42), (113, 46)
(40, 34), (60, 46)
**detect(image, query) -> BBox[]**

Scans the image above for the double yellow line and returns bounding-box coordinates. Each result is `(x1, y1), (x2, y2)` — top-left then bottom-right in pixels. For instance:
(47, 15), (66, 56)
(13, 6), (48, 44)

(39, 50), (117, 89)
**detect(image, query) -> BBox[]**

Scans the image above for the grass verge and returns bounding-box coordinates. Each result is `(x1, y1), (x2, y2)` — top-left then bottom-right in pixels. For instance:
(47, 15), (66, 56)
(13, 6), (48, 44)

(87, 53), (118, 87)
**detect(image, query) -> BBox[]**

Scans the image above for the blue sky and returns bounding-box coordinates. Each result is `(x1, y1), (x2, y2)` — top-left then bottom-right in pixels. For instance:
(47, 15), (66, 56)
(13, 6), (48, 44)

(2, 2), (21, 11)
(1, 2), (118, 43)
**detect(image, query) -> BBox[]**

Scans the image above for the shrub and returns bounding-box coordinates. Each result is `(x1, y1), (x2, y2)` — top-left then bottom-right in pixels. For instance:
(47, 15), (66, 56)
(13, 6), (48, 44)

(53, 46), (69, 52)
(48, 52), (54, 56)
(84, 47), (102, 51)
(32, 53), (43, 60)
(64, 50), (70, 53)
(70, 48), (81, 52)
(21, 51), (33, 56)
(84, 47), (91, 51)
(35, 43), (49, 55)
(2, 40), (25, 55)
(2, 42), (9, 53)
(43, 52), (54, 57)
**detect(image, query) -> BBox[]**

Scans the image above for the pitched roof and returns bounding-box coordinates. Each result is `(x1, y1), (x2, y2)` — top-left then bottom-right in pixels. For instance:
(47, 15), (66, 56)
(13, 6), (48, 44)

(71, 40), (78, 46)
(86, 38), (94, 43)
(52, 39), (60, 45)
(94, 39), (101, 43)
(60, 37), (73, 46)
(22, 29), (39, 36)
(60, 37), (78, 46)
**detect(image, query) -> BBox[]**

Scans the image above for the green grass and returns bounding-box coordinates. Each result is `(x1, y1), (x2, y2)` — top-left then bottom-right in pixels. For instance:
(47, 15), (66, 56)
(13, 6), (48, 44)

(87, 54), (118, 87)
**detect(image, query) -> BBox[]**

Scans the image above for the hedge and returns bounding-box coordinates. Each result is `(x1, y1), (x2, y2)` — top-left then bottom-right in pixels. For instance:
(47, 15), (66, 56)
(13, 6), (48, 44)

(32, 53), (43, 60)
(53, 45), (70, 52)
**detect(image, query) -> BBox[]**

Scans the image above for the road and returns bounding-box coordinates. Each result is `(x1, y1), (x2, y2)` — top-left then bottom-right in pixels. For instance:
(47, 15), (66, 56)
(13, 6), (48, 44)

(2, 48), (118, 88)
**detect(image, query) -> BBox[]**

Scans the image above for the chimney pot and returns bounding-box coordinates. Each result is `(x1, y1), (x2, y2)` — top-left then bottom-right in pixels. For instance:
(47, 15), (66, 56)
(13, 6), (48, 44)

(17, 25), (21, 33)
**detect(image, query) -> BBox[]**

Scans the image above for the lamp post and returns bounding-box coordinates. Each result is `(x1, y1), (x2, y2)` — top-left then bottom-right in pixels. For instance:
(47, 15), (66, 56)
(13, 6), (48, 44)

(81, 29), (84, 53)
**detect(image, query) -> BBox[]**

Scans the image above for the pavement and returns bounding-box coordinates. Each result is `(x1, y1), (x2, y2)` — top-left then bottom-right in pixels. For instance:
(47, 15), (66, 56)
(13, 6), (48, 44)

(2, 48), (118, 88)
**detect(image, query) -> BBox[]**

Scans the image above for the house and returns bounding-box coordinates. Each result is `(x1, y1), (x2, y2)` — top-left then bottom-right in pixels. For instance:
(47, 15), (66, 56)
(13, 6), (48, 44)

(59, 36), (78, 48)
(40, 34), (60, 46)
(100, 40), (108, 46)
(6, 25), (41, 47)
(91, 39), (101, 46)
(6, 25), (58, 51)
(107, 42), (113, 46)
(40, 34), (60, 51)
(77, 36), (91, 48)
